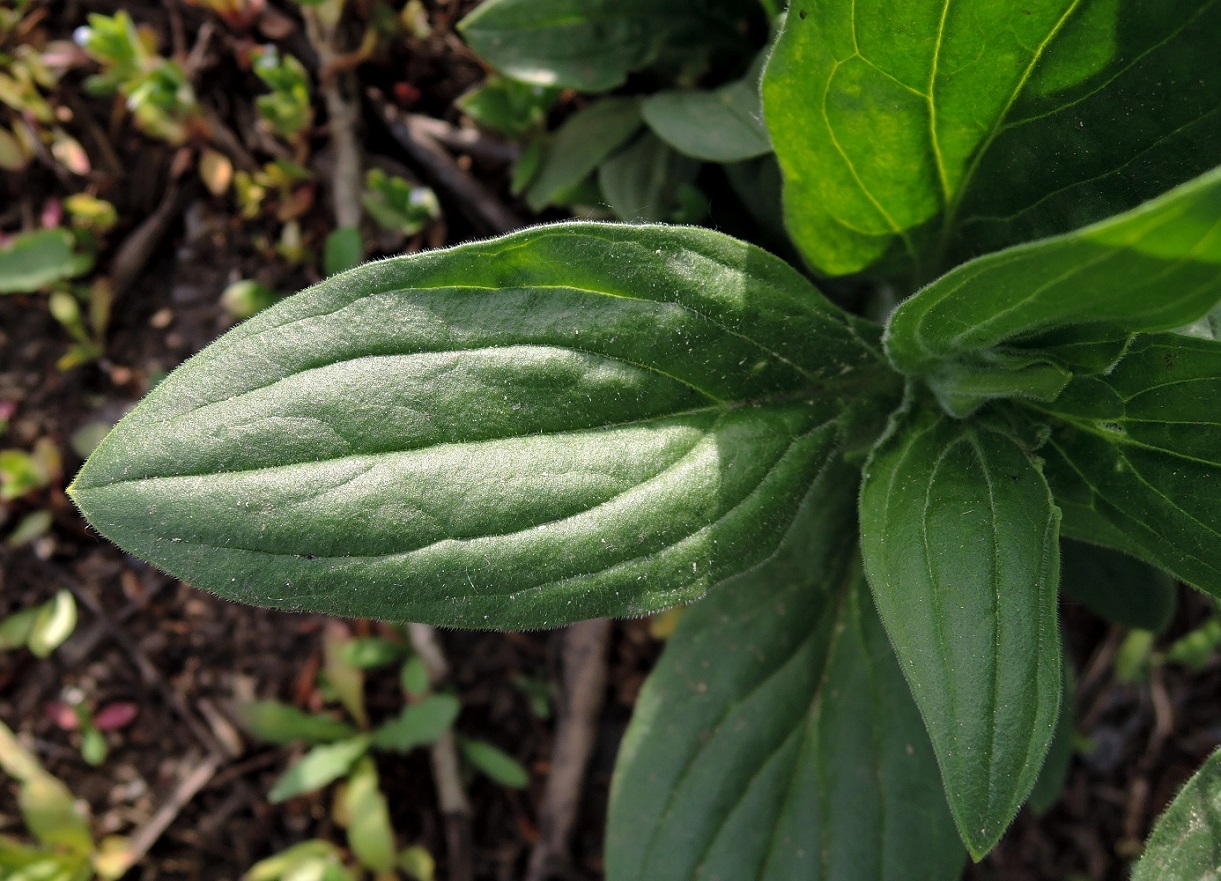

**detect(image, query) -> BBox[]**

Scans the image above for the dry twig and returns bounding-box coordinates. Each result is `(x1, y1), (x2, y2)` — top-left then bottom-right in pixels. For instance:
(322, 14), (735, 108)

(407, 623), (474, 881)
(372, 91), (524, 236)
(526, 618), (612, 881)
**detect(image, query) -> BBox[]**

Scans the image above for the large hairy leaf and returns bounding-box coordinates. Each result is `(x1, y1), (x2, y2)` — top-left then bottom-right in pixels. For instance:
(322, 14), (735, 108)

(607, 461), (963, 881)
(458, 0), (757, 92)
(1132, 748), (1221, 881)
(70, 223), (894, 628)
(1031, 333), (1221, 598)
(763, 0), (1221, 281)
(859, 404), (1061, 858)
(885, 168), (1221, 377)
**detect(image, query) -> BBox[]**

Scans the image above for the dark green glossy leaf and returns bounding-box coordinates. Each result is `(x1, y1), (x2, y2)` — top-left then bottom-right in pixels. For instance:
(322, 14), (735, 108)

(597, 132), (701, 222)
(886, 168), (1221, 377)
(1132, 748), (1221, 881)
(70, 223), (894, 629)
(238, 700), (359, 745)
(607, 461), (963, 881)
(641, 76), (771, 163)
(859, 404), (1061, 858)
(1031, 334), (1221, 597)
(1060, 539), (1176, 633)
(458, 0), (756, 92)
(525, 98), (642, 212)
(763, 0), (1221, 281)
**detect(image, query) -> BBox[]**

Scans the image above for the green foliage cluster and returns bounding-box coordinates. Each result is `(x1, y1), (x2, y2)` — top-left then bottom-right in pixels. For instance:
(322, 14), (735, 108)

(457, 0), (773, 223)
(69, 0), (1221, 877)
(237, 625), (524, 876)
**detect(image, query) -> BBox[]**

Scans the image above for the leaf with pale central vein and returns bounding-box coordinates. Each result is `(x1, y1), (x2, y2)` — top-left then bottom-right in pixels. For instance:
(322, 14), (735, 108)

(69, 223), (895, 628)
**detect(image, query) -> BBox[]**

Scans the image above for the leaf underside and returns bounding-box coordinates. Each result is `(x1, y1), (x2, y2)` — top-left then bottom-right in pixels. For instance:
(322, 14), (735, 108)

(859, 404), (1061, 858)
(607, 461), (963, 881)
(70, 223), (893, 629)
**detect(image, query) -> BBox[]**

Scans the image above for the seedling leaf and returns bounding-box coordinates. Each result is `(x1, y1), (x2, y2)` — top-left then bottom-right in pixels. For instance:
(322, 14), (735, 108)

(268, 736), (370, 803)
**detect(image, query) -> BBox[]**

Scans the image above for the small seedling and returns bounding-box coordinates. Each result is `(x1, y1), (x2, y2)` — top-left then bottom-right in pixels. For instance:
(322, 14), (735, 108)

(0, 589), (76, 657)
(0, 718), (132, 880)
(252, 46), (313, 143)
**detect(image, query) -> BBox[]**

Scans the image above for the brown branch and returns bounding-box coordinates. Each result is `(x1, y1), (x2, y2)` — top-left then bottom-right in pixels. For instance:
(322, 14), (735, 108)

(371, 91), (525, 236)
(302, 7), (363, 230)
(525, 618), (612, 881)
(407, 623), (473, 881)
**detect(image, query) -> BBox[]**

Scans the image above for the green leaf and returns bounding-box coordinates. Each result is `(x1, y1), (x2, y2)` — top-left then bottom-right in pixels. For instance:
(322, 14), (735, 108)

(244, 840), (348, 881)
(342, 636), (407, 670)
(456, 76), (559, 138)
(0, 606), (40, 650)
(858, 404), (1061, 859)
(324, 227), (363, 277)
(269, 736), (370, 803)
(341, 757), (396, 873)
(763, 0), (1221, 281)
(641, 76), (770, 163)
(525, 98), (642, 212)
(0, 229), (83, 294)
(458, 0), (756, 92)
(27, 590), (77, 658)
(1132, 748), (1221, 881)
(607, 459), (963, 881)
(399, 656), (431, 698)
(1027, 656), (1074, 816)
(456, 737), (529, 789)
(885, 168), (1221, 378)
(1060, 539), (1176, 634)
(1030, 333), (1221, 596)
(237, 700), (359, 745)
(69, 222), (895, 629)
(370, 694), (460, 753)
(324, 625), (367, 729)
(0, 720), (93, 856)
(596, 132), (701, 223)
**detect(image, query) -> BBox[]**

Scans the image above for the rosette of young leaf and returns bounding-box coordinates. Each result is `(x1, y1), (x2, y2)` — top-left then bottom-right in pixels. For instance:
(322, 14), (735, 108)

(1028, 333), (1221, 598)
(858, 404), (1062, 859)
(763, 0), (1221, 283)
(252, 46), (313, 142)
(609, 460), (963, 881)
(68, 223), (897, 628)
(884, 168), (1221, 386)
